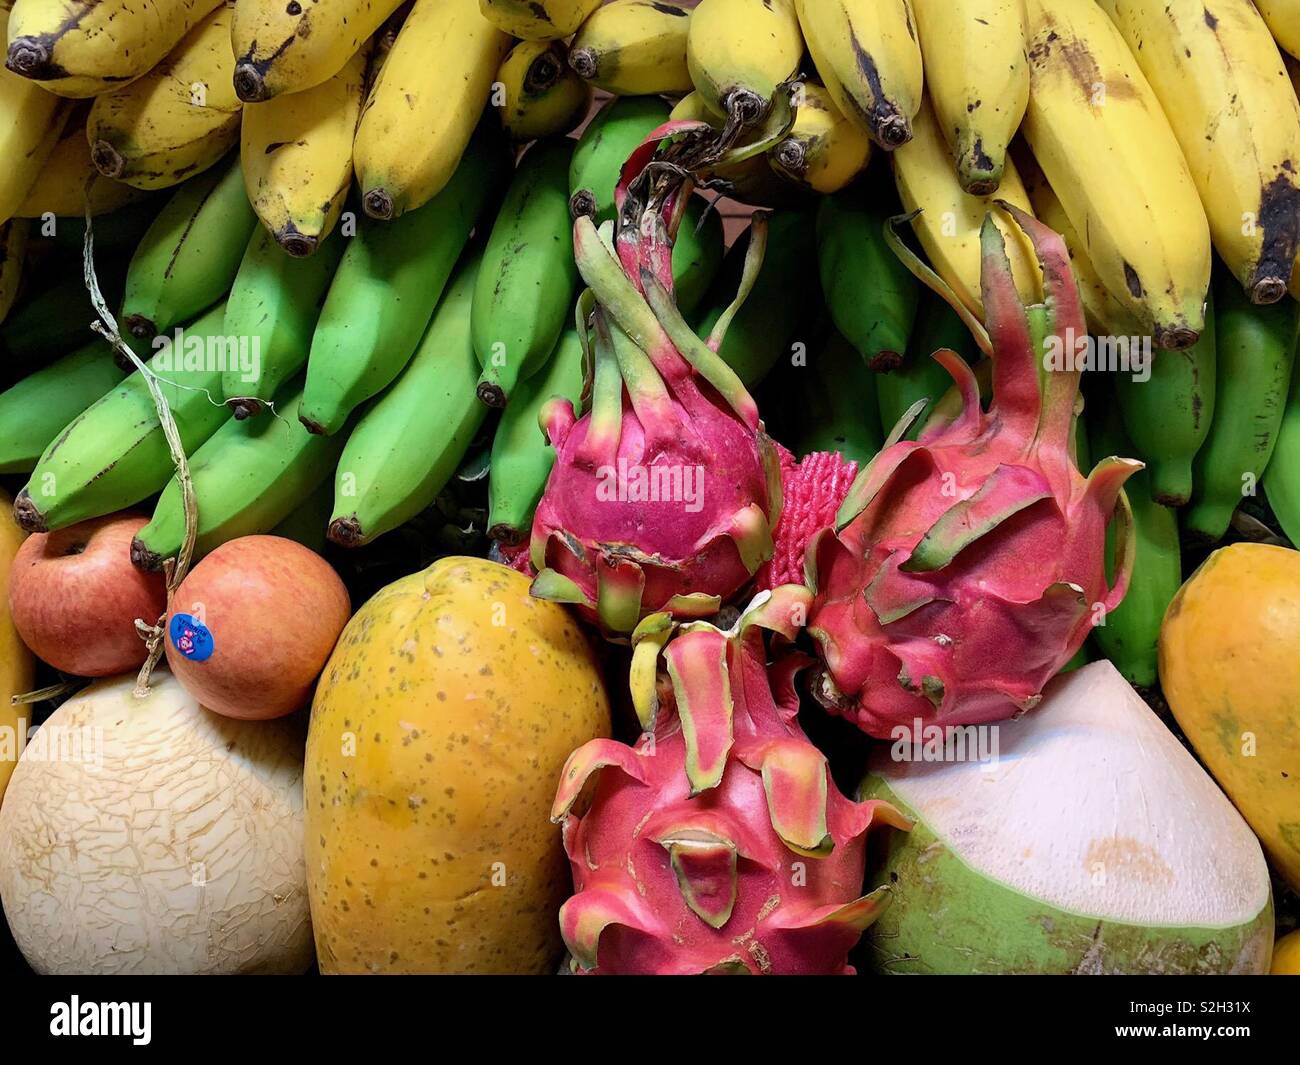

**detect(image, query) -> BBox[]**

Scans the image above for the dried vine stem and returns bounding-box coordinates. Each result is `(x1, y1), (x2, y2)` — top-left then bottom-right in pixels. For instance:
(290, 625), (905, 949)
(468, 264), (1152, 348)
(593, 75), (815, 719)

(10, 680), (83, 707)
(80, 207), (199, 698)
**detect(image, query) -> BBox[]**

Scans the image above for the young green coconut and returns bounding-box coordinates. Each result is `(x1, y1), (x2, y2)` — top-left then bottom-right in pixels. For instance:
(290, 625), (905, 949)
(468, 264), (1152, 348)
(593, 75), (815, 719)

(860, 660), (1274, 975)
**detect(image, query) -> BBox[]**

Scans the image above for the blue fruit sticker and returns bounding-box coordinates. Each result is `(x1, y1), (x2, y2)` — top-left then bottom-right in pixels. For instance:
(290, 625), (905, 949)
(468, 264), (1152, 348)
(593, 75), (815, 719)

(169, 613), (214, 662)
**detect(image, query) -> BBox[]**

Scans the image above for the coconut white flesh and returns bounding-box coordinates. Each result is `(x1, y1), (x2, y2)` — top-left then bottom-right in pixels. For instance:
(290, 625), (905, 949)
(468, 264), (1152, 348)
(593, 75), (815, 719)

(870, 660), (1270, 929)
(0, 670), (312, 975)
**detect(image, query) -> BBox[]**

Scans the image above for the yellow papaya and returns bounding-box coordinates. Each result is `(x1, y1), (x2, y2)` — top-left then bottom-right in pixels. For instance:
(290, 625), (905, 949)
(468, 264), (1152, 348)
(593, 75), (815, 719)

(0, 490), (34, 803)
(1274, 929), (1300, 974)
(305, 556), (610, 974)
(1160, 543), (1300, 892)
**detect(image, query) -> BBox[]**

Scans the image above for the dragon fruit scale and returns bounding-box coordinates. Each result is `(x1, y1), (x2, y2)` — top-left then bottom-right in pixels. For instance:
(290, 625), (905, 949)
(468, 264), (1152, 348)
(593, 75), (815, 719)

(805, 205), (1143, 738)
(550, 586), (910, 975)
(530, 123), (781, 637)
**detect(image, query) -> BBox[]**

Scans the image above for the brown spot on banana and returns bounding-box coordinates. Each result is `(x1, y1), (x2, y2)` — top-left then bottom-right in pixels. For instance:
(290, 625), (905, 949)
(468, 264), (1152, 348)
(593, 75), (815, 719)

(1249, 173), (1300, 305)
(1123, 261), (1144, 300)
(234, 33), (300, 101)
(848, 35), (911, 148)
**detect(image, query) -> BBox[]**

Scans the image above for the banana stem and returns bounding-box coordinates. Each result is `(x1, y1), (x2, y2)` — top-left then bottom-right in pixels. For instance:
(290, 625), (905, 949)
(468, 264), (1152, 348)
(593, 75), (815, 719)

(81, 206), (198, 699)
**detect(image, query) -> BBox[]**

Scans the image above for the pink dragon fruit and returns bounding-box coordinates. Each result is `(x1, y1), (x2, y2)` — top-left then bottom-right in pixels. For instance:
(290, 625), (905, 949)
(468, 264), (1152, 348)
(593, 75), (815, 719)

(530, 124), (781, 636)
(550, 586), (909, 975)
(805, 206), (1142, 737)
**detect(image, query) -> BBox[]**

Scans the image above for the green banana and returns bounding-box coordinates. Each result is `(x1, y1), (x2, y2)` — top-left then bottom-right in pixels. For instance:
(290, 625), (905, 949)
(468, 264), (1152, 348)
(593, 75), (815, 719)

(472, 139), (578, 408)
(0, 341), (128, 474)
(1088, 394), (1181, 691)
(221, 226), (344, 418)
(131, 381), (344, 570)
(1074, 407), (1091, 481)
(13, 304), (232, 533)
(569, 95), (670, 222)
(877, 289), (979, 435)
(0, 257), (128, 366)
(769, 326), (883, 466)
(300, 123), (505, 436)
(817, 172), (919, 369)
(670, 197), (724, 317)
(328, 253), (490, 547)
(1115, 294), (1216, 507)
(268, 480), (333, 555)
(121, 158), (257, 341)
(45, 199), (161, 259)
(487, 323), (584, 543)
(697, 208), (819, 388)
(1186, 277), (1299, 543)
(1266, 350), (1300, 547)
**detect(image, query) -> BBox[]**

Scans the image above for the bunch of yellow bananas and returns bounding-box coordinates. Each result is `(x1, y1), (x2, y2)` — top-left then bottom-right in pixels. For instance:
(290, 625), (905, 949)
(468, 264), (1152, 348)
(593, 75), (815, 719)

(0, 0), (1297, 340)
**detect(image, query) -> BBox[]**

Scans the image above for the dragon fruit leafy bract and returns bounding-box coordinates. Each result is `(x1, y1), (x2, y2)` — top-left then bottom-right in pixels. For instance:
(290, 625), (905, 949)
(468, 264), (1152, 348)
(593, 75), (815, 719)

(530, 123), (781, 636)
(805, 205), (1142, 738)
(551, 586), (910, 974)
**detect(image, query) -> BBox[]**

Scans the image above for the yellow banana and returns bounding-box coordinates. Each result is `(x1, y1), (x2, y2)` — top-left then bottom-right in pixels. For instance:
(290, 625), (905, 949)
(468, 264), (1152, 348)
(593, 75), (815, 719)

(0, 218), (27, 324)
(495, 40), (591, 142)
(1290, 55), (1300, 299)
(478, 0), (603, 40)
(1022, 0), (1210, 349)
(241, 43), (370, 256)
(1017, 145), (1141, 336)
(891, 94), (1038, 317)
(232, 0), (401, 102)
(86, 2), (242, 190)
(1256, 0), (1300, 58)
(795, 0), (923, 150)
(354, 0), (510, 220)
(687, 0), (803, 126)
(769, 82), (872, 195)
(0, 7), (72, 223)
(569, 0), (693, 97)
(912, 0), (1028, 194)
(16, 115), (149, 218)
(4, 0), (221, 98)
(1099, 0), (1300, 305)
(670, 89), (803, 207)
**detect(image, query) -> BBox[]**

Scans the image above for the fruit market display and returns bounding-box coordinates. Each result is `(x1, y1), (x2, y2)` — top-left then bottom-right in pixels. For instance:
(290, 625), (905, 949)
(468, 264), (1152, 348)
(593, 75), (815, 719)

(0, 0), (1297, 980)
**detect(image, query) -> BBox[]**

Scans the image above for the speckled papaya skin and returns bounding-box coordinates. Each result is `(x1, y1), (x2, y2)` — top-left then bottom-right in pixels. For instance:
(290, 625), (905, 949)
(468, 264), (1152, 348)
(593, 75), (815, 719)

(1160, 543), (1300, 894)
(305, 556), (610, 974)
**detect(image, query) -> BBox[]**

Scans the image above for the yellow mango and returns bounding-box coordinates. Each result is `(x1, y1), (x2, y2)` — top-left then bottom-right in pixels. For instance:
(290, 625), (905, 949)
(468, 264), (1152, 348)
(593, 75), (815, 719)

(0, 489), (34, 804)
(305, 556), (610, 974)
(1159, 543), (1300, 892)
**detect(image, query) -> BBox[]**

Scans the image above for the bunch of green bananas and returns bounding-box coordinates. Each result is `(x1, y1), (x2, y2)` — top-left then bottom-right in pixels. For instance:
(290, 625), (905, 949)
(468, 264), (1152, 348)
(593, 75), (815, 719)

(0, 0), (1297, 699)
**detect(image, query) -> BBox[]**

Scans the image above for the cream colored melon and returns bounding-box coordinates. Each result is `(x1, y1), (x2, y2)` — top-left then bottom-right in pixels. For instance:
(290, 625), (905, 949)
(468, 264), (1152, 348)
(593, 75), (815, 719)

(0, 670), (312, 974)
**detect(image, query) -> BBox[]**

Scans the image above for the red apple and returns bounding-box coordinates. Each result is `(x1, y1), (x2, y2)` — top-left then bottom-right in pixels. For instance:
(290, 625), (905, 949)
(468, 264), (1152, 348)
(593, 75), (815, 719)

(165, 535), (350, 720)
(8, 513), (167, 676)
